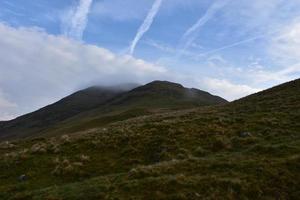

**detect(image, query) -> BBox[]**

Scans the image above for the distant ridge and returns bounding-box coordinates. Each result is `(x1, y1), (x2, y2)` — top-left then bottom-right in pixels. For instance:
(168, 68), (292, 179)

(107, 80), (227, 107)
(0, 80), (227, 140)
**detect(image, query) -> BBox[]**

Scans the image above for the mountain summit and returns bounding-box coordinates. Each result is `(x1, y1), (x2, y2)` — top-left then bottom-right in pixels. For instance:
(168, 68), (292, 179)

(107, 80), (227, 108)
(0, 81), (227, 140)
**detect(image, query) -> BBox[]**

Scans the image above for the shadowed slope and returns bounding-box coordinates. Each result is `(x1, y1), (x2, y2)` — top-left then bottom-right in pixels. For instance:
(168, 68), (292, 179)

(108, 81), (227, 107)
(0, 79), (299, 199)
(0, 81), (227, 140)
(0, 86), (130, 140)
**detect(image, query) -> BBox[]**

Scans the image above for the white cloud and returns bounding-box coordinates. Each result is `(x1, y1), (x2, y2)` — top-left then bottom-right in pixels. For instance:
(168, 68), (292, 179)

(247, 63), (300, 84)
(198, 19), (300, 88)
(0, 23), (167, 120)
(0, 90), (17, 120)
(62, 0), (93, 40)
(0, 91), (16, 109)
(220, 0), (300, 35)
(245, 19), (300, 84)
(0, 113), (16, 121)
(271, 19), (300, 62)
(201, 78), (261, 101)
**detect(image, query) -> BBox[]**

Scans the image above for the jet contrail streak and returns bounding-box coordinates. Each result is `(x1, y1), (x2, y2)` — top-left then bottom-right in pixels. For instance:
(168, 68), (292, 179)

(64, 0), (93, 40)
(129, 0), (163, 55)
(180, 0), (231, 52)
(200, 30), (281, 56)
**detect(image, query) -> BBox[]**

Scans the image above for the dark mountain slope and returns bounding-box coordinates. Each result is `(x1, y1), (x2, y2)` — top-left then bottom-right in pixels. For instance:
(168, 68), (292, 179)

(0, 86), (128, 140)
(38, 81), (228, 136)
(108, 81), (227, 107)
(0, 79), (299, 199)
(0, 81), (227, 140)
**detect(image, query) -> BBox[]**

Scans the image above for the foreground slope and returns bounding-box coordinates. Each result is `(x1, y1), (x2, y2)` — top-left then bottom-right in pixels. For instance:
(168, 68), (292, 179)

(0, 79), (299, 199)
(0, 81), (227, 140)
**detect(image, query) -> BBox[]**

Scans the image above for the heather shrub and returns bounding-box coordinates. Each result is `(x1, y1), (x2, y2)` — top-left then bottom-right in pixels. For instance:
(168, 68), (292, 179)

(79, 154), (90, 162)
(52, 156), (89, 176)
(31, 143), (47, 154)
(194, 146), (208, 157)
(18, 148), (30, 160)
(211, 137), (231, 151)
(61, 135), (71, 143)
(52, 158), (75, 176)
(0, 141), (16, 149)
(48, 143), (60, 154)
(4, 152), (18, 163)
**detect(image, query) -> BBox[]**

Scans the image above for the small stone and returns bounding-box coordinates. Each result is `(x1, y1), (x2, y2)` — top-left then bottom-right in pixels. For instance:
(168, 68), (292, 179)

(128, 168), (138, 178)
(18, 174), (27, 182)
(240, 132), (252, 137)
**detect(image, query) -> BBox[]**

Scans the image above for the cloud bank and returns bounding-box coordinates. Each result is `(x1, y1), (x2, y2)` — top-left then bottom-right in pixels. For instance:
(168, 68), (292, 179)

(129, 0), (163, 55)
(62, 0), (93, 40)
(271, 19), (300, 63)
(0, 90), (17, 120)
(201, 78), (261, 101)
(0, 23), (167, 120)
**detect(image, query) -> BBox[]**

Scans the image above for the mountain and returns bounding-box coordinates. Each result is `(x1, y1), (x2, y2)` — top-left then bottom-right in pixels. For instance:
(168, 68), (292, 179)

(0, 85), (136, 140)
(108, 81), (227, 107)
(0, 79), (299, 199)
(0, 81), (227, 140)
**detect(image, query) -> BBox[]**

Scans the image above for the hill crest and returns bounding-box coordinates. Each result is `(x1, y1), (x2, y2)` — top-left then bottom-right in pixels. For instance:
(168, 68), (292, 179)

(0, 80), (227, 140)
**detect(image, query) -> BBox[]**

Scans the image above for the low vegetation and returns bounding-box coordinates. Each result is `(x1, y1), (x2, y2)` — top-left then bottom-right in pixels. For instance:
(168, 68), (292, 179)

(0, 79), (299, 199)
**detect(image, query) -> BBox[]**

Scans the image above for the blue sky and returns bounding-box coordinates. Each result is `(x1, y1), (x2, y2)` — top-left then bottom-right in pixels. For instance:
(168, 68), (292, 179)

(0, 0), (300, 120)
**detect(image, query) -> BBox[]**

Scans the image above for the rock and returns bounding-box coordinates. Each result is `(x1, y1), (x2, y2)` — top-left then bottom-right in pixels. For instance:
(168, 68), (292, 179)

(128, 168), (138, 178)
(18, 174), (27, 182)
(240, 132), (252, 137)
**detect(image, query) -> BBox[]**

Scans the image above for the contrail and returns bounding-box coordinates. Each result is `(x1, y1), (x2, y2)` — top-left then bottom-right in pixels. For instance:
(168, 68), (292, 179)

(201, 35), (269, 56)
(199, 30), (281, 56)
(63, 0), (93, 40)
(129, 0), (163, 55)
(179, 0), (231, 52)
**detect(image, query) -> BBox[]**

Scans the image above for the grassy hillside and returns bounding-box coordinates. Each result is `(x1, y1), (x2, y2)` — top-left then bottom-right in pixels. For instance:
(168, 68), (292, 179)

(0, 86), (127, 140)
(108, 81), (227, 107)
(0, 81), (227, 140)
(42, 81), (227, 136)
(0, 79), (299, 199)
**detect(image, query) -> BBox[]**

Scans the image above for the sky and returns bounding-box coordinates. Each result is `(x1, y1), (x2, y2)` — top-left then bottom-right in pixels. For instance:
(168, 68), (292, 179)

(0, 0), (300, 120)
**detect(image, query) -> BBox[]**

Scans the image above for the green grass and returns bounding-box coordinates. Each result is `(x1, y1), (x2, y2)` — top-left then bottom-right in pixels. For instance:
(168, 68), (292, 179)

(0, 79), (299, 199)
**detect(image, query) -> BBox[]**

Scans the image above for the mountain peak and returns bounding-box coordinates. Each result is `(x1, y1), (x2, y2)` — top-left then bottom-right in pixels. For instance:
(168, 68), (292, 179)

(80, 83), (140, 93)
(146, 80), (184, 88)
(0, 80), (227, 140)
